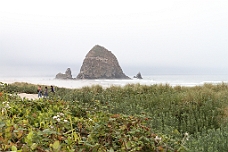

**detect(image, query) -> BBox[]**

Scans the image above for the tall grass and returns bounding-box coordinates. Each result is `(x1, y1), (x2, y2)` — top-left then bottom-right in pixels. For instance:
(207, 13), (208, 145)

(1, 81), (228, 151)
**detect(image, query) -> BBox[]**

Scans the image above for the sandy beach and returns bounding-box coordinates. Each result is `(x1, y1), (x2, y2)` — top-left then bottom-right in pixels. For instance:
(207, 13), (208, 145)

(0, 77), (144, 101)
(18, 93), (39, 100)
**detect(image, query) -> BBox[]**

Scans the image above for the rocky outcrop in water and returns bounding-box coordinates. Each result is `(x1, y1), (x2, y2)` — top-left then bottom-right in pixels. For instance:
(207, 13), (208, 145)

(55, 68), (72, 79)
(77, 45), (130, 79)
(133, 72), (143, 79)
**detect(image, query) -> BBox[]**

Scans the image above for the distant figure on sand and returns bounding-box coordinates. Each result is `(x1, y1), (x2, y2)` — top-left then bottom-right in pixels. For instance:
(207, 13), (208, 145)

(51, 85), (55, 93)
(43, 86), (48, 98)
(37, 86), (42, 98)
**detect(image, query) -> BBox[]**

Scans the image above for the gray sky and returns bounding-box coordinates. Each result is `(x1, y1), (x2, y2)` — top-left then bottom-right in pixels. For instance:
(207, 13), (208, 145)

(1, 0), (228, 77)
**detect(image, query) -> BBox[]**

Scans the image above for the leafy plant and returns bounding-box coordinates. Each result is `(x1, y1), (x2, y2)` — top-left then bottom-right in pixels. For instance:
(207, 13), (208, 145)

(1, 82), (228, 151)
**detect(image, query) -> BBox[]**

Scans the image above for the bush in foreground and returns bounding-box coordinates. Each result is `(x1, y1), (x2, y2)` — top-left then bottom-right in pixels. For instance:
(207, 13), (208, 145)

(1, 82), (228, 151)
(0, 91), (187, 151)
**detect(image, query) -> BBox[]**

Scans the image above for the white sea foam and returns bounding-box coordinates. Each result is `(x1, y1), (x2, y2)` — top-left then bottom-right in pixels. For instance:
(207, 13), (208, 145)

(0, 75), (228, 89)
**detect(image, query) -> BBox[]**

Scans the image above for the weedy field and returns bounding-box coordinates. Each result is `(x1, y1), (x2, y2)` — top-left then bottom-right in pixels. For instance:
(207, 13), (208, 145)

(0, 82), (228, 151)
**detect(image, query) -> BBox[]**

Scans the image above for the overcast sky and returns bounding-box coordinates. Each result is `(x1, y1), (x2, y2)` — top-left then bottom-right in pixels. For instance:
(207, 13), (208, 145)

(1, 0), (228, 77)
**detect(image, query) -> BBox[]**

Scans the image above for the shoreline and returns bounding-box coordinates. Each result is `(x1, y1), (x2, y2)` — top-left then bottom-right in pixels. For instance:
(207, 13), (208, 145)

(0, 78), (154, 89)
(1, 75), (228, 90)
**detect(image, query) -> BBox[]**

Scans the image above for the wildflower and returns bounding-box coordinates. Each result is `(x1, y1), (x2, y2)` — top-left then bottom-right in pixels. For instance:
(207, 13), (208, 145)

(2, 108), (6, 114)
(56, 118), (61, 122)
(2, 101), (9, 105)
(184, 132), (189, 141)
(53, 116), (58, 119)
(50, 125), (54, 129)
(184, 132), (189, 136)
(89, 118), (93, 122)
(2, 101), (11, 109)
(5, 103), (11, 109)
(59, 113), (64, 116)
(155, 136), (162, 143)
(63, 119), (68, 123)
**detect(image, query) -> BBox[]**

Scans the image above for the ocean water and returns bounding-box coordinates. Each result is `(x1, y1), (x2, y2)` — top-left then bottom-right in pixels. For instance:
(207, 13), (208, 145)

(0, 74), (228, 89)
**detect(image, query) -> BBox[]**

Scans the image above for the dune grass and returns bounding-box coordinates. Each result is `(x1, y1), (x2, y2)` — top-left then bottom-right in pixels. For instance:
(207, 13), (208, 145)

(1, 82), (228, 151)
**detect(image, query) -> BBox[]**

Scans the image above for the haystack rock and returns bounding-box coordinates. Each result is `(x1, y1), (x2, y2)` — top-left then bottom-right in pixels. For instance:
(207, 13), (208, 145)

(77, 45), (130, 79)
(55, 68), (72, 79)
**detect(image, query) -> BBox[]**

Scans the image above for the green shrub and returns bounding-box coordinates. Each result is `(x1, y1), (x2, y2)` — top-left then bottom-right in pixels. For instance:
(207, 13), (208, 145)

(1, 82), (228, 151)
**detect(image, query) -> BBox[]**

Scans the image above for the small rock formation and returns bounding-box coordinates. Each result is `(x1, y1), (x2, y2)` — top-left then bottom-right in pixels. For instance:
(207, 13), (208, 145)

(77, 45), (130, 79)
(55, 68), (72, 79)
(133, 72), (143, 79)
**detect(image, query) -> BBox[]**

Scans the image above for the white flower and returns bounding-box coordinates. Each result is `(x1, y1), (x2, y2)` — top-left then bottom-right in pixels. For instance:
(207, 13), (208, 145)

(56, 118), (61, 122)
(89, 118), (93, 122)
(56, 114), (60, 118)
(59, 113), (64, 116)
(63, 119), (68, 123)
(53, 116), (58, 119)
(184, 132), (189, 136)
(2, 101), (9, 105)
(2, 108), (6, 114)
(184, 132), (189, 141)
(155, 136), (162, 143)
(49, 125), (54, 129)
(2, 101), (10, 109)
(5, 103), (10, 109)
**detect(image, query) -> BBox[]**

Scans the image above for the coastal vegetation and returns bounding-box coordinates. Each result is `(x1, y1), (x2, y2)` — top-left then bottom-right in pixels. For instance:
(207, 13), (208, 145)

(1, 82), (228, 151)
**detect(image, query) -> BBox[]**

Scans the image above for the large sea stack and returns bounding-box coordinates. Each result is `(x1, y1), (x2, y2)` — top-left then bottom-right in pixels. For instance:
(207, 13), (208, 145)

(77, 45), (130, 79)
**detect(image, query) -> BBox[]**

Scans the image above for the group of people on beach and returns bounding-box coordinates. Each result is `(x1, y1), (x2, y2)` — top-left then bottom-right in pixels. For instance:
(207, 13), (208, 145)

(37, 85), (55, 98)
